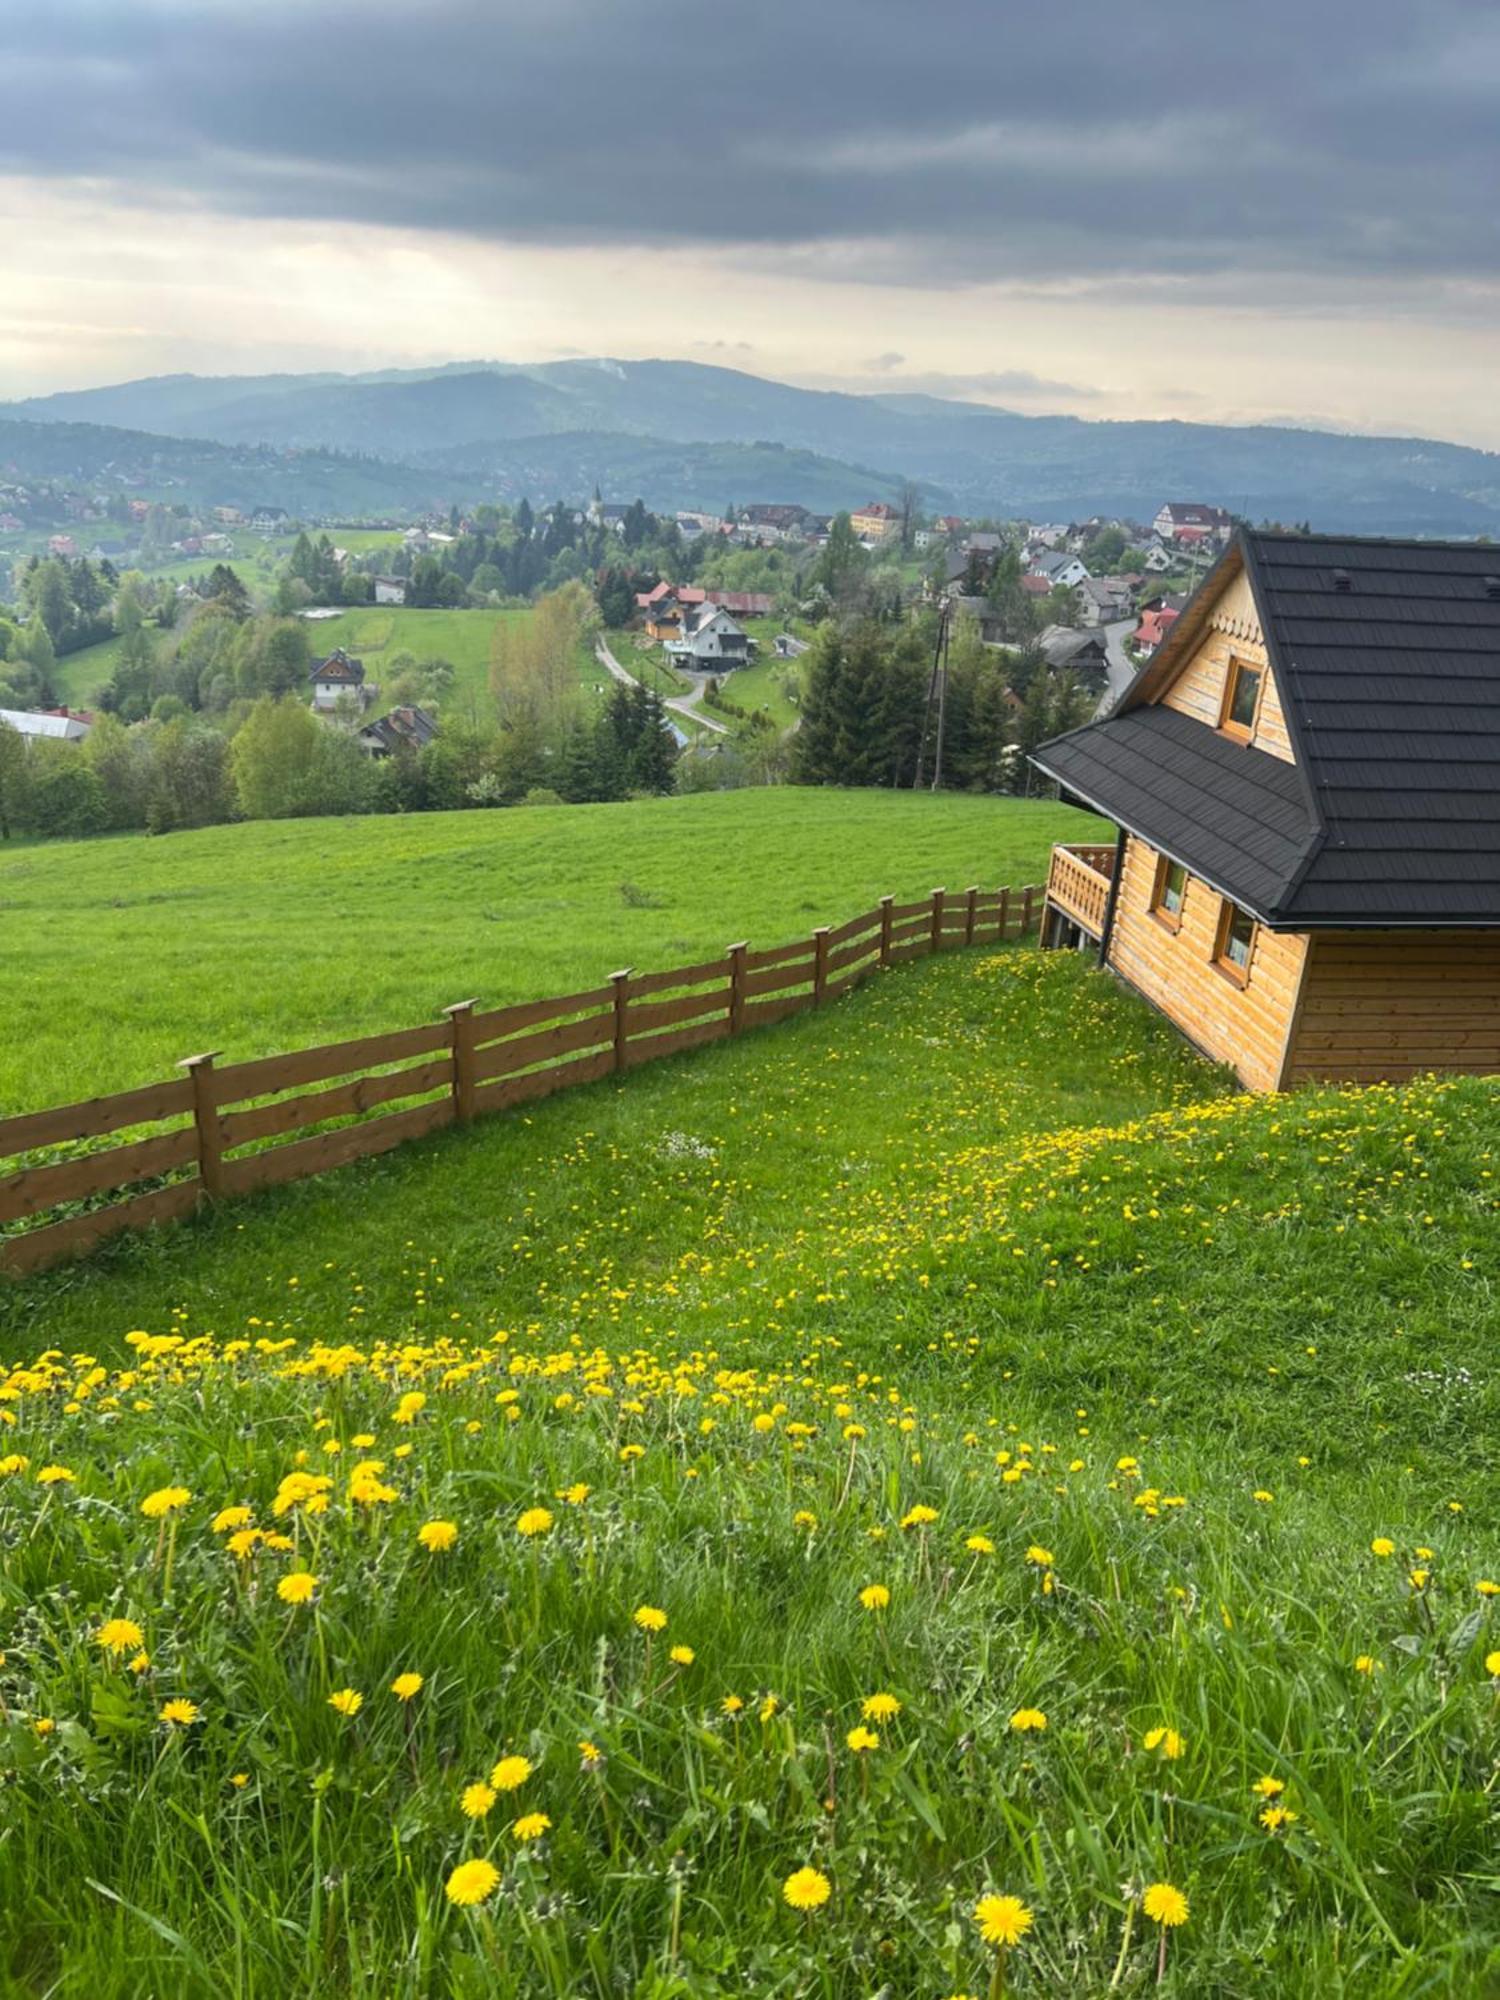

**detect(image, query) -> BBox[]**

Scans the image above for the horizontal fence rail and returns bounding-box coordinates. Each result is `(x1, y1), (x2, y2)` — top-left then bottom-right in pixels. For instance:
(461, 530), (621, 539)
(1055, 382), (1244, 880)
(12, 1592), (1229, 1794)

(0, 882), (1042, 1279)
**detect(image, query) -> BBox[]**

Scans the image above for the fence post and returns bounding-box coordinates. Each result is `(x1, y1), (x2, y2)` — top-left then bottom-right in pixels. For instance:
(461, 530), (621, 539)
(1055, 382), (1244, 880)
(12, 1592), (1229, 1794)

(178, 1051), (224, 1200)
(609, 969), (632, 1072)
(727, 942), (748, 1035)
(964, 884), (978, 945)
(998, 886), (1011, 941)
(443, 1000), (479, 1123)
(929, 886), (946, 954)
(1021, 886), (1036, 934)
(878, 896), (894, 967)
(812, 927), (831, 1005)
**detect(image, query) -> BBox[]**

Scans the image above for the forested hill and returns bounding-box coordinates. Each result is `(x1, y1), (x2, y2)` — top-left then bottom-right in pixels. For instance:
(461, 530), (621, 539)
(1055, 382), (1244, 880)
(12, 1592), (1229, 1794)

(7, 358), (1500, 531)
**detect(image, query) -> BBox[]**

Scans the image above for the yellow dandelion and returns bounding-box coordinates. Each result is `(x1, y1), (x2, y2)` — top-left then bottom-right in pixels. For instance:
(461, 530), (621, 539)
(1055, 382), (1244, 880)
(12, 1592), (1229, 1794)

(965, 1534), (996, 1555)
(277, 1571), (318, 1606)
(669, 1645), (695, 1667)
(782, 1866), (831, 1912)
(418, 1520), (458, 1553)
(1142, 1882), (1189, 1927)
(390, 1672), (423, 1701)
(858, 1584), (890, 1612)
(1024, 1545), (1054, 1568)
(512, 1812), (551, 1842)
(862, 1692), (901, 1721)
(445, 1858), (500, 1907)
(1354, 1654), (1383, 1675)
(974, 1893), (1034, 1948)
(211, 1506), (254, 1534)
(141, 1486), (191, 1519)
(490, 1754), (532, 1792)
(461, 1782), (496, 1819)
(1370, 1537), (1395, 1558)
(160, 1699), (199, 1726)
(1251, 1775), (1285, 1797)
(1143, 1726), (1185, 1760)
(1485, 1651), (1500, 1677)
(327, 1688), (363, 1717)
(845, 1725), (879, 1753)
(900, 1504), (939, 1529)
(1009, 1708), (1047, 1733)
(1259, 1805), (1298, 1832)
(516, 1507), (553, 1538)
(36, 1466), (76, 1485)
(633, 1605), (668, 1633)
(96, 1618), (145, 1655)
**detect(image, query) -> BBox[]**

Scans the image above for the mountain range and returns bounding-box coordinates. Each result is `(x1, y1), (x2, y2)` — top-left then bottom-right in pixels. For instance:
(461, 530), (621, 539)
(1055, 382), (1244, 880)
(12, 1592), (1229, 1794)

(4, 359), (1500, 533)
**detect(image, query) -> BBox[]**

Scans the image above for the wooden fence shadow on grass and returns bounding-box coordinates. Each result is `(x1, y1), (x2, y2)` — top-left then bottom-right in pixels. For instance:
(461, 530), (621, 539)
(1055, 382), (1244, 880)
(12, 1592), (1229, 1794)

(0, 883), (1040, 1279)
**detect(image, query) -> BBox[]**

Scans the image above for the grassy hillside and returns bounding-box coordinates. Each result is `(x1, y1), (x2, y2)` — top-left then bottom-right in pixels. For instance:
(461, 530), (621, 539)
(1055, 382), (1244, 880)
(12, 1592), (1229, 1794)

(45, 602), (593, 716)
(0, 789), (1100, 1113)
(0, 945), (1495, 1995)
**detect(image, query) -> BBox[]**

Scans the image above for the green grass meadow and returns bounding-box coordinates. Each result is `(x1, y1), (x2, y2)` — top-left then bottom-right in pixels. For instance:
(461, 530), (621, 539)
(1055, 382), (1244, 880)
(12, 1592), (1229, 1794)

(0, 789), (1097, 1115)
(1, 931), (1497, 1995)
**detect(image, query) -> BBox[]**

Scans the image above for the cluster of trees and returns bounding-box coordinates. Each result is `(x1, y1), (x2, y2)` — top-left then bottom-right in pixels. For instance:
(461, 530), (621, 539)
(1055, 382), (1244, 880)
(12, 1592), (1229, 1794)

(15, 553), (121, 657)
(0, 567), (679, 840)
(792, 610), (1093, 794)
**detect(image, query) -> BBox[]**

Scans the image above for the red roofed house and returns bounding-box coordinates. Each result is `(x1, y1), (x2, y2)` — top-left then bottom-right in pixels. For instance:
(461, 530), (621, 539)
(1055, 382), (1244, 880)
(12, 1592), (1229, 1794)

(1133, 606), (1181, 658)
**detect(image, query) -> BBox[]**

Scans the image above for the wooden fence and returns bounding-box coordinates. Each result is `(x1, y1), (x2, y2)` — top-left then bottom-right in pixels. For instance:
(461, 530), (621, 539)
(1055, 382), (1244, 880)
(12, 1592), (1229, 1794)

(0, 882), (1042, 1279)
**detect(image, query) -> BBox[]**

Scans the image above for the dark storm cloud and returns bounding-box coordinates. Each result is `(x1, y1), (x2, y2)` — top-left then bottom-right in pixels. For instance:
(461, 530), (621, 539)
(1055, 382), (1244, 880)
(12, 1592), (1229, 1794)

(1, 0), (1496, 287)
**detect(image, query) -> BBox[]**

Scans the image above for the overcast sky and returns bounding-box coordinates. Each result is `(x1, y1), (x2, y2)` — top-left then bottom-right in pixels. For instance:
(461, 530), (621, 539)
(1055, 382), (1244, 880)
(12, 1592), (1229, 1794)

(1, 0), (1497, 444)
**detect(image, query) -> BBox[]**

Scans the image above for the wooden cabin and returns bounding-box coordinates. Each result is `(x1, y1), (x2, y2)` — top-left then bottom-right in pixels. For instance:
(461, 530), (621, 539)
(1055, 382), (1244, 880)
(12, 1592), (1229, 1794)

(1031, 530), (1500, 1091)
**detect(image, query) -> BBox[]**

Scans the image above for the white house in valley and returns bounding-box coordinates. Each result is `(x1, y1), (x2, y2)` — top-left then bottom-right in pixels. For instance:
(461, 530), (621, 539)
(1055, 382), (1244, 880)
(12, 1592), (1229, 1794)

(664, 604), (754, 670)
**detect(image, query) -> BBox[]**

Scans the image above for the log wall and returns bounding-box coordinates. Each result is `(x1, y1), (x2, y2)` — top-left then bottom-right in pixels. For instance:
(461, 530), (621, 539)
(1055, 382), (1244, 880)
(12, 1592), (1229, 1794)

(1105, 834), (1308, 1092)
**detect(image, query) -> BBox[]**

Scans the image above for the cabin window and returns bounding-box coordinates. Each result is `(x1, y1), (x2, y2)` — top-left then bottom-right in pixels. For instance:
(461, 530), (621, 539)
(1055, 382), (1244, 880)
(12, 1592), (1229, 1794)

(1151, 855), (1187, 931)
(1213, 899), (1257, 984)
(1219, 658), (1263, 741)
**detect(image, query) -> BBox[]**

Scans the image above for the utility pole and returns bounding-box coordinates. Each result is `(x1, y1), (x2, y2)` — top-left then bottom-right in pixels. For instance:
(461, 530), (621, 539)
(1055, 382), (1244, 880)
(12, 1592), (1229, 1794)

(913, 597), (951, 792)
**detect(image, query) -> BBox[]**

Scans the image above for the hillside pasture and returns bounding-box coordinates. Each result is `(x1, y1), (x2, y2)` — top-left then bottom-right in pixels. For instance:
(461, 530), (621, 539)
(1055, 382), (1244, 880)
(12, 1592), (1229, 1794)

(0, 788), (1101, 1114)
(0, 945), (1496, 1995)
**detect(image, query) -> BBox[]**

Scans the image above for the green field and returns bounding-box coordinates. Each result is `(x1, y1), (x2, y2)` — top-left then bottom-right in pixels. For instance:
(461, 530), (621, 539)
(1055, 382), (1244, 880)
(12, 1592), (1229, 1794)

(1, 932), (1496, 1994)
(48, 632), (126, 706)
(44, 604), (599, 720)
(0, 790), (1099, 1114)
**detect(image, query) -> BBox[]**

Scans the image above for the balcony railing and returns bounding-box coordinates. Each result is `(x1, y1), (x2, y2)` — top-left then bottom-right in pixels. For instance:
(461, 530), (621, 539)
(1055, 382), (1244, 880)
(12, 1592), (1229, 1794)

(1044, 842), (1116, 939)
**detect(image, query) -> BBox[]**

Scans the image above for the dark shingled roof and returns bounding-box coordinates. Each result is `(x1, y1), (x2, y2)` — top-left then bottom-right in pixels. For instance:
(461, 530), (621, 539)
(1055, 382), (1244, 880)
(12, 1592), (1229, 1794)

(1033, 528), (1500, 928)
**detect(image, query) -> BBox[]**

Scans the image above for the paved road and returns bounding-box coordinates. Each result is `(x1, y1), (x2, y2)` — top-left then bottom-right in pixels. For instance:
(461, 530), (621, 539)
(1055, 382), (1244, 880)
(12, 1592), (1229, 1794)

(595, 639), (729, 736)
(1097, 617), (1139, 714)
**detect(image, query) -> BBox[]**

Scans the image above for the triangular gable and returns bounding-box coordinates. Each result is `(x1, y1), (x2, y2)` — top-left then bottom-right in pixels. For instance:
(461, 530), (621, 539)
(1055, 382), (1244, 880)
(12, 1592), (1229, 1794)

(1117, 546), (1296, 769)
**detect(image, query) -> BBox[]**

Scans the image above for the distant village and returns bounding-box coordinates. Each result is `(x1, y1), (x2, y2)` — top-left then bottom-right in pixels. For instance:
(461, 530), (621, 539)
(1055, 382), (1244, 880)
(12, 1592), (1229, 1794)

(0, 460), (1232, 782)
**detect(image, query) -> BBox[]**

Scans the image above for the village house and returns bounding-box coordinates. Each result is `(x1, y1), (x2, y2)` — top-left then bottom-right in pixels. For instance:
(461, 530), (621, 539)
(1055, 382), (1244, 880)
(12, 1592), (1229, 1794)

(1132, 603), (1181, 657)
(1077, 576), (1137, 626)
(665, 603), (755, 670)
(309, 648), (377, 715)
(357, 705), (438, 757)
(1030, 551), (1091, 591)
(1032, 529), (1500, 1092)
(1037, 624), (1110, 692)
(739, 503), (810, 538)
(374, 576), (407, 605)
(1153, 501), (1233, 544)
(0, 706), (92, 744)
(850, 501), (900, 542)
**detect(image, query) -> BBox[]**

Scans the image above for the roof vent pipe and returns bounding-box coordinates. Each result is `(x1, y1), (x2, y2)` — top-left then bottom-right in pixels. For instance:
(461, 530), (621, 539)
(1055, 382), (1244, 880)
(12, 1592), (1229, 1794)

(1484, 575), (1500, 600)
(1331, 568), (1352, 592)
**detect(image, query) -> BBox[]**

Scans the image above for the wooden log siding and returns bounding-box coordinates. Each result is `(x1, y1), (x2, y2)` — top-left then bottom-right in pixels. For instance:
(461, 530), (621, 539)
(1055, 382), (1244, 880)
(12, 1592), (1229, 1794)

(0, 880), (1044, 1277)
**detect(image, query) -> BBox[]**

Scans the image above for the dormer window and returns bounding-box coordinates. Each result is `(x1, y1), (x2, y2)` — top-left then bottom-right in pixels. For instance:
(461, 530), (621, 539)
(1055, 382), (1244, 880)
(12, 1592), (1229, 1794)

(1220, 658), (1262, 741)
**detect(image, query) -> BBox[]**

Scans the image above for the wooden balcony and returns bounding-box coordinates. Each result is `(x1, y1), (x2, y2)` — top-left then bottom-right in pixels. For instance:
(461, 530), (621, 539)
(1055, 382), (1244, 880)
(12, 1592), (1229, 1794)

(1043, 842), (1116, 942)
